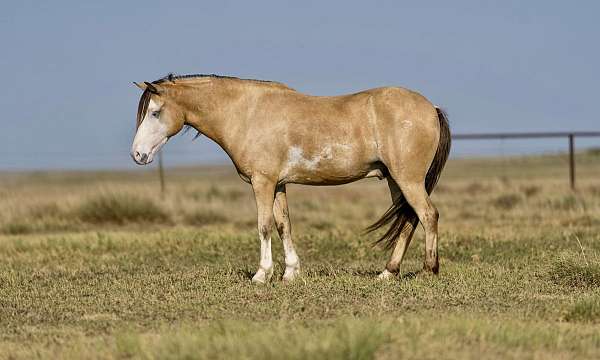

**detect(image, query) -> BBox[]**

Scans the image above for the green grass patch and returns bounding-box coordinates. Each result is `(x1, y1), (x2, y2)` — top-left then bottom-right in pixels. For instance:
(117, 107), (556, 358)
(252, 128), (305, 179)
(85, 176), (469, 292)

(564, 296), (600, 323)
(548, 253), (600, 288)
(2, 221), (34, 235)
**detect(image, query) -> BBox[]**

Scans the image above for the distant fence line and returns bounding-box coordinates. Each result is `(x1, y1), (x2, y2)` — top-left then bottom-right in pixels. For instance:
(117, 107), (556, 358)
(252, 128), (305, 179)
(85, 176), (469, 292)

(453, 131), (600, 140)
(451, 131), (600, 190)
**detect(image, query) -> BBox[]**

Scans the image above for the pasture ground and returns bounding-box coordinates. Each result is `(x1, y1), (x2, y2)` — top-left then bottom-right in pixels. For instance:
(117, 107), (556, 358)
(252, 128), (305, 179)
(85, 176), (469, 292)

(1, 151), (599, 359)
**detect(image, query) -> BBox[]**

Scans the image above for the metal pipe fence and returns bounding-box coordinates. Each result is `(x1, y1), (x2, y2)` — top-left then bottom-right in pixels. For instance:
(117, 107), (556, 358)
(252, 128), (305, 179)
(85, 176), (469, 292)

(452, 131), (600, 190)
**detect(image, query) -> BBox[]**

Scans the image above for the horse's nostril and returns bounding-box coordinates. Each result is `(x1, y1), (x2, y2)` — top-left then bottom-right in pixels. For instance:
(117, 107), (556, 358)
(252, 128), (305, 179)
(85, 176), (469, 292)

(140, 153), (148, 163)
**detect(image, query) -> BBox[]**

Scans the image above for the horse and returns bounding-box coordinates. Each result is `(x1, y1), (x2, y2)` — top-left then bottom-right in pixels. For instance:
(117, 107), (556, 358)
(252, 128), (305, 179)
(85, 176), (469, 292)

(131, 74), (451, 283)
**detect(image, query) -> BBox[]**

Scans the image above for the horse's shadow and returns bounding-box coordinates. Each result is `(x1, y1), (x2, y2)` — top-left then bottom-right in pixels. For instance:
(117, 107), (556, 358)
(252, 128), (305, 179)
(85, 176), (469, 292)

(352, 269), (422, 280)
(236, 267), (422, 281)
(238, 269), (254, 280)
(400, 270), (421, 280)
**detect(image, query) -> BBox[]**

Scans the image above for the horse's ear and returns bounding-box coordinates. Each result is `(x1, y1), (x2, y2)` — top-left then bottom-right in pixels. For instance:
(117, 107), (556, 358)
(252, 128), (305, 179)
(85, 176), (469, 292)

(133, 82), (147, 91)
(133, 82), (160, 94)
(143, 81), (160, 94)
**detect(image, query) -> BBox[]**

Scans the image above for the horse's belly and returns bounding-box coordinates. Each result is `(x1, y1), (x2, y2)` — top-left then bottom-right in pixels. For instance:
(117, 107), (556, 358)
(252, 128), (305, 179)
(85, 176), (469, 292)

(279, 144), (380, 185)
(284, 170), (369, 186)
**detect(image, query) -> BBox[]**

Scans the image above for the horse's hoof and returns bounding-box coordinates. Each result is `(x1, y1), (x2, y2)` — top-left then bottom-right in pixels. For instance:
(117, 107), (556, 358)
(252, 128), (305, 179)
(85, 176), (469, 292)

(282, 266), (301, 282)
(251, 268), (272, 284)
(423, 261), (439, 275)
(377, 269), (396, 280)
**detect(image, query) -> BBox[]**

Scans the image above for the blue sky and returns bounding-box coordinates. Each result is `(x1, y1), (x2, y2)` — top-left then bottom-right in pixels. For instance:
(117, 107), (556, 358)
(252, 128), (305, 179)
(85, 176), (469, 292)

(1, 1), (599, 169)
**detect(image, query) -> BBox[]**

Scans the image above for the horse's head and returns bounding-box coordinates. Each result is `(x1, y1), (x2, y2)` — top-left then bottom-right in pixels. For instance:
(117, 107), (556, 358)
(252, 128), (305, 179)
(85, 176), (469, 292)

(131, 81), (185, 165)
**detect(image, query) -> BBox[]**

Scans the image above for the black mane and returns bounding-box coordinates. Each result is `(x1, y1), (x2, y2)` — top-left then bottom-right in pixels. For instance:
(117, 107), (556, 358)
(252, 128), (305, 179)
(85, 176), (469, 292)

(152, 73), (279, 85)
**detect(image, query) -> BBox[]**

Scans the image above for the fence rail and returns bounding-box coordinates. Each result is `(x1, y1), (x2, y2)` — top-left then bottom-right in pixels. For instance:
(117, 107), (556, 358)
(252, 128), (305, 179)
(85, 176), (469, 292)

(452, 131), (600, 190)
(453, 131), (600, 140)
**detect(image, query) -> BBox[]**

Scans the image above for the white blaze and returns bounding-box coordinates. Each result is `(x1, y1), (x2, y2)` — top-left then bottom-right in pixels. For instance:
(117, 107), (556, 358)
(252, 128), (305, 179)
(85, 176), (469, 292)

(131, 99), (169, 165)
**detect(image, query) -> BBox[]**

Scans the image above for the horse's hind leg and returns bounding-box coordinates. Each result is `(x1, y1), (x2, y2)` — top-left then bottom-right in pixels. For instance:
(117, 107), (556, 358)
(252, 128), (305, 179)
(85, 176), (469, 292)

(378, 178), (418, 279)
(395, 178), (440, 274)
(273, 185), (300, 282)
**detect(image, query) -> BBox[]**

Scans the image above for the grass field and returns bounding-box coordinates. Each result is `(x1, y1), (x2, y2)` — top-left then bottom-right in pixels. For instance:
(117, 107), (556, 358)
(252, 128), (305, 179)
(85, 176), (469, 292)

(1, 151), (599, 359)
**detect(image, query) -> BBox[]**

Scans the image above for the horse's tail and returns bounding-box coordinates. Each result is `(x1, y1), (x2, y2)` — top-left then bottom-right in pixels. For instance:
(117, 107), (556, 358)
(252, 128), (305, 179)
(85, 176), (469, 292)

(366, 106), (451, 250)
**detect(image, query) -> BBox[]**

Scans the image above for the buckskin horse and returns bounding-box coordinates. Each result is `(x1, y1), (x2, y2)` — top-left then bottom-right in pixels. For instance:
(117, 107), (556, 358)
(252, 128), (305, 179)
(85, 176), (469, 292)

(131, 74), (450, 283)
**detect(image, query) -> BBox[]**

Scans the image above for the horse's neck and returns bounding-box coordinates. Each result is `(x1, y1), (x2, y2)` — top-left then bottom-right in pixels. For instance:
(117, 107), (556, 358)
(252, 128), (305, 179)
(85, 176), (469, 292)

(179, 82), (245, 152)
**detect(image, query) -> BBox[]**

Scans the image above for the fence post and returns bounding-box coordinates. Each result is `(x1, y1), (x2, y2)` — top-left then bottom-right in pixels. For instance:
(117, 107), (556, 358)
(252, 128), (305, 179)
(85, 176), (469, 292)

(158, 150), (166, 197)
(568, 134), (575, 190)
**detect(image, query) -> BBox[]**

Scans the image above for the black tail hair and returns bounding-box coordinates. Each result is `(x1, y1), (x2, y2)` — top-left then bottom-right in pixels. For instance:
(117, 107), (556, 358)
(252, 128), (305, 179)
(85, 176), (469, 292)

(366, 107), (451, 250)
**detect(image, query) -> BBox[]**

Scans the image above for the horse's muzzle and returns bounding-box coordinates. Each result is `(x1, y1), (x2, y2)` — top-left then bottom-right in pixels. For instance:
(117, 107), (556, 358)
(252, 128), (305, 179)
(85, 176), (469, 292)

(132, 151), (149, 165)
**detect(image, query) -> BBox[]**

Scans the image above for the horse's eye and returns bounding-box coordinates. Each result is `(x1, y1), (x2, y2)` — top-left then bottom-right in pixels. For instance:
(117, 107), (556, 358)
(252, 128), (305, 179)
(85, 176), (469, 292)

(151, 111), (160, 118)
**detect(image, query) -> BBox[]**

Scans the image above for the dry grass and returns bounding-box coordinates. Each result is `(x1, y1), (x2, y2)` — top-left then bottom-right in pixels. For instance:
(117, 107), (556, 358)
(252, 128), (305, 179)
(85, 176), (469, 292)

(0, 152), (599, 359)
(76, 193), (171, 225)
(184, 208), (228, 226)
(491, 193), (522, 210)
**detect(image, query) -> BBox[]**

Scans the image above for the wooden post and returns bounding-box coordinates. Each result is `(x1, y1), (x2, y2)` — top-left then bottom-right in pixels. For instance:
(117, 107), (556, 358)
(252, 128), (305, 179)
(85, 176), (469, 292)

(158, 150), (165, 197)
(568, 134), (575, 190)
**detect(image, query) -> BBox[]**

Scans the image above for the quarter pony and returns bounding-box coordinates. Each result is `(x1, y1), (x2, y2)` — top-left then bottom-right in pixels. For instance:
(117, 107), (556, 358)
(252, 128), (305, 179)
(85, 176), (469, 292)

(131, 74), (451, 283)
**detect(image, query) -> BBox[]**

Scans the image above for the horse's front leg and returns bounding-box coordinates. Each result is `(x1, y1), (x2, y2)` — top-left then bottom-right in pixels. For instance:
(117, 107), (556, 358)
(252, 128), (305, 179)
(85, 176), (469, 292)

(251, 175), (276, 284)
(274, 185), (300, 282)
